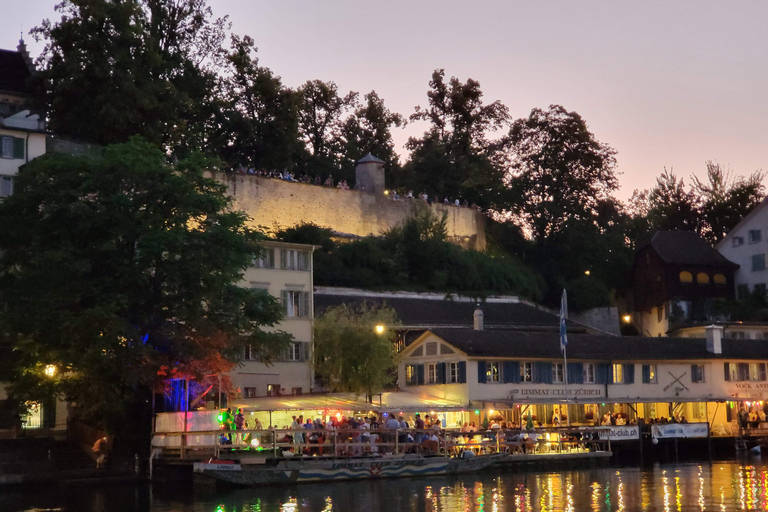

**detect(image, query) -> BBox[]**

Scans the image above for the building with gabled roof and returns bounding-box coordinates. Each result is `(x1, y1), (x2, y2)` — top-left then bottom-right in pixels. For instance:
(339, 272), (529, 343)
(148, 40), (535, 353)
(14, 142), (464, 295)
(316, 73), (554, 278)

(716, 197), (768, 301)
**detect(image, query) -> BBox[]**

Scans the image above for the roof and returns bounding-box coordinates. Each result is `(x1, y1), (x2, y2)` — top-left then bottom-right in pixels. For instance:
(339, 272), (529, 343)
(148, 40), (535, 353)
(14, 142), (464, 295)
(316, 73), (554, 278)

(716, 197), (768, 250)
(357, 152), (385, 164)
(426, 327), (768, 361)
(646, 231), (738, 268)
(0, 49), (31, 95)
(313, 289), (563, 329)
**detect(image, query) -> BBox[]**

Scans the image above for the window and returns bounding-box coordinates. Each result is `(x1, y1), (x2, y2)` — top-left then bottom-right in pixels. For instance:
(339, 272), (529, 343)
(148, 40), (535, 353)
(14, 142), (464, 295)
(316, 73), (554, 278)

(0, 136), (23, 159)
(583, 363), (595, 384)
(691, 364), (705, 383)
(521, 362), (533, 383)
(714, 274), (727, 286)
(749, 363), (767, 381)
(243, 387), (257, 398)
(267, 384), (281, 396)
(427, 363), (437, 384)
(281, 249), (309, 271)
(696, 273), (710, 285)
(737, 284), (750, 299)
(552, 363), (564, 383)
(642, 364), (657, 384)
(756, 284), (767, 296)
(291, 387), (302, 395)
(405, 365), (418, 386)
(752, 254), (766, 272)
(679, 271), (693, 283)
(0, 176), (13, 197)
(244, 345), (257, 360)
(283, 290), (309, 317)
(692, 402), (706, 420)
(612, 364), (624, 384)
(287, 342), (301, 361)
(749, 230), (762, 244)
(724, 362), (738, 381)
(425, 342), (438, 356)
(733, 236), (745, 247)
(254, 248), (275, 268)
(449, 362), (459, 383)
(738, 363), (750, 381)
(486, 362), (501, 383)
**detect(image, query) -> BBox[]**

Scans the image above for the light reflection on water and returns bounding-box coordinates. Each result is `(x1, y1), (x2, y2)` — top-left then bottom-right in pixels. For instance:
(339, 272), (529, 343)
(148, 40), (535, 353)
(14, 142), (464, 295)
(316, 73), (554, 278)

(12, 462), (768, 511)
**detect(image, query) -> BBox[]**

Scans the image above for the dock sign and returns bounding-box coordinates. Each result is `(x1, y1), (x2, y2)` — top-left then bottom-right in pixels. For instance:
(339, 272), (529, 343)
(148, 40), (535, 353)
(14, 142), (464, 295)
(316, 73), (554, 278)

(651, 423), (708, 439)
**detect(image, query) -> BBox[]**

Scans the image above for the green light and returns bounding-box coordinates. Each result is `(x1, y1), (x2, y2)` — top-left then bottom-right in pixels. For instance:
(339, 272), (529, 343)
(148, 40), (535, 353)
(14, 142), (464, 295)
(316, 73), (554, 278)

(217, 414), (223, 422)
(474, 410), (480, 415)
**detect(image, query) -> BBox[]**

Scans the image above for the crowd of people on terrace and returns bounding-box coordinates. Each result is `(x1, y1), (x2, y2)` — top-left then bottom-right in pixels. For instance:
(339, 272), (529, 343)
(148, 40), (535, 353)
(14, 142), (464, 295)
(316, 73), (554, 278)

(231, 167), (482, 210)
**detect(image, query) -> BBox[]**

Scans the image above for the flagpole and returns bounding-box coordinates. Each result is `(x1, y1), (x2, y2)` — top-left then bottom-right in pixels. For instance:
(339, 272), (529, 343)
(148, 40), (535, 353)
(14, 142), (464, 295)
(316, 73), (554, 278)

(560, 289), (570, 426)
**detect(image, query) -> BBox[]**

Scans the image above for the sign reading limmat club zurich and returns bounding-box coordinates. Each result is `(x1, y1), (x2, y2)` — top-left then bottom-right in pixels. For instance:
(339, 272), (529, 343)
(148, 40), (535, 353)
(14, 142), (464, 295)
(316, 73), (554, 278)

(510, 387), (604, 398)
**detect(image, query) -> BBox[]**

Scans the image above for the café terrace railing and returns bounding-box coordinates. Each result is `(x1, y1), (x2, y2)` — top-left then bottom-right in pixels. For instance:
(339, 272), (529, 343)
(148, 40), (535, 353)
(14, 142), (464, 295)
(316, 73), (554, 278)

(151, 426), (612, 461)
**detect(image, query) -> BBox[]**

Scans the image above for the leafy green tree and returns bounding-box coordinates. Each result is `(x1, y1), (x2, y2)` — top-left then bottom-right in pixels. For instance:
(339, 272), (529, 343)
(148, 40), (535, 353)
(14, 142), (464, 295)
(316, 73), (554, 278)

(297, 80), (358, 180)
(342, 91), (405, 182)
(214, 35), (303, 171)
(402, 69), (510, 209)
(0, 138), (290, 443)
(32, 0), (228, 154)
(631, 169), (701, 234)
(508, 105), (619, 240)
(313, 303), (399, 399)
(693, 161), (765, 244)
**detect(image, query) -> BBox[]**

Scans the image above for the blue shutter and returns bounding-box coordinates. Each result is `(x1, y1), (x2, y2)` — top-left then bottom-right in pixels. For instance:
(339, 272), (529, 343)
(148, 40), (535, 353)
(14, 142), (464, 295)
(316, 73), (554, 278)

(535, 362), (552, 384)
(642, 365), (650, 384)
(503, 361), (520, 383)
(458, 361), (467, 383)
(478, 361), (487, 383)
(436, 362), (446, 384)
(596, 364), (609, 384)
(567, 363), (583, 384)
(417, 364), (425, 385)
(624, 364), (635, 384)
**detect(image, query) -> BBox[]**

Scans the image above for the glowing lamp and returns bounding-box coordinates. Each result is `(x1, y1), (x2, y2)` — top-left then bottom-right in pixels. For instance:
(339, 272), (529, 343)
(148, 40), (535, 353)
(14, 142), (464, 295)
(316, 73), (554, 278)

(335, 413), (341, 419)
(584, 270), (591, 276)
(375, 324), (385, 334)
(622, 315), (631, 323)
(44, 365), (57, 377)
(217, 414), (223, 422)
(250, 438), (260, 447)
(489, 409), (494, 415)
(474, 410), (480, 415)
(384, 190), (390, 195)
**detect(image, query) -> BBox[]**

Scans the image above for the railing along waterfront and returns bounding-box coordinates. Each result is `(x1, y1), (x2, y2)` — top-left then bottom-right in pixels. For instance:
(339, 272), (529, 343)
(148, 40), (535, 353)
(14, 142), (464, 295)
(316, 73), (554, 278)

(151, 426), (612, 461)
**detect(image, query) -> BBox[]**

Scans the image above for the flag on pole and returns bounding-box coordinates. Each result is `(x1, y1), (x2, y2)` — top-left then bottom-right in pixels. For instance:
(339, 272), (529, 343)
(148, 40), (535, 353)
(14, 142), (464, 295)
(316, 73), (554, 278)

(560, 289), (568, 353)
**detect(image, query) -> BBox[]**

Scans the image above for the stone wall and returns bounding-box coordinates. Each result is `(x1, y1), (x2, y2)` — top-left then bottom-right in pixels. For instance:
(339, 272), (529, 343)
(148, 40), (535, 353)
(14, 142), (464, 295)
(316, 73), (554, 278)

(221, 175), (486, 250)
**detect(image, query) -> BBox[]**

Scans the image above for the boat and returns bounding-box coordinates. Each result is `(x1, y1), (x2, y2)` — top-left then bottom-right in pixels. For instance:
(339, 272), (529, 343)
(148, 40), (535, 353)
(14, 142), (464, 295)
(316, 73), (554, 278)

(193, 452), (506, 486)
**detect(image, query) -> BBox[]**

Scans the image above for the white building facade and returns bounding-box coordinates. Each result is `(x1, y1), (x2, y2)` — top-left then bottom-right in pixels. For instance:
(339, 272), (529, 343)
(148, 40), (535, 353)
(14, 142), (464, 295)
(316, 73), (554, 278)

(717, 199), (768, 299)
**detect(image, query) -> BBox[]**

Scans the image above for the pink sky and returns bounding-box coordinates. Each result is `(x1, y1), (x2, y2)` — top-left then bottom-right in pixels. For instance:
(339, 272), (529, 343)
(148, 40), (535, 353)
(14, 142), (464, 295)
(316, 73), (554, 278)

(4, 0), (766, 200)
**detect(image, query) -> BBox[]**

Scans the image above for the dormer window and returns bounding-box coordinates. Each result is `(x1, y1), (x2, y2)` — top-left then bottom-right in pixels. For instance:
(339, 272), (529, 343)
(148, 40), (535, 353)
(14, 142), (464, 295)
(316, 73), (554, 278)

(749, 230), (762, 244)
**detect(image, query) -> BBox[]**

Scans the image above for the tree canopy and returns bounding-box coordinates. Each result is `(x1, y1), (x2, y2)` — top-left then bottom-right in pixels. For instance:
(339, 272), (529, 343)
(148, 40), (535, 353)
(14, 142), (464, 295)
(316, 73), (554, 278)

(0, 138), (290, 438)
(313, 302), (399, 398)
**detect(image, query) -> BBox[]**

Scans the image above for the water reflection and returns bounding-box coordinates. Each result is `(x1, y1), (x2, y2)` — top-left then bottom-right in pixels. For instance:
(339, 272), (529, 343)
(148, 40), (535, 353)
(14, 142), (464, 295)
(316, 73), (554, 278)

(14, 462), (768, 511)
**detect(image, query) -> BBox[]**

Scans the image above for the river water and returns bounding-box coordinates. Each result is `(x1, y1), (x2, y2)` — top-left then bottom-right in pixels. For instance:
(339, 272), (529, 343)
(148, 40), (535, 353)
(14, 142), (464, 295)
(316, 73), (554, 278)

(6, 460), (768, 511)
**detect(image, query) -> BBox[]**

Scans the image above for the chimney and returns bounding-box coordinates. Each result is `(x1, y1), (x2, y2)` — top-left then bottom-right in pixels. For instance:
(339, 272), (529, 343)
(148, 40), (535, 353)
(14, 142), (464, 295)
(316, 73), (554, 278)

(473, 304), (484, 331)
(705, 325), (723, 354)
(355, 153), (385, 195)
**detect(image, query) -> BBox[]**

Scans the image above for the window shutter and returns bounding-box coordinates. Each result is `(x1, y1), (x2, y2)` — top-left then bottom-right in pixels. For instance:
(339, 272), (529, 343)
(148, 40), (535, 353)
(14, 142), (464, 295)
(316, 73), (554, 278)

(642, 365), (650, 384)
(760, 363), (767, 381)
(567, 363), (583, 384)
(535, 362), (552, 384)
(503, 361), (520, 383)
(12, 137), (24, 159)
(298, 342), (305, 362)
(624, 364), (635, 384)
(458, 361), (466, 383)
(302, 291), (310, 318)
(280, 249), (287, 269)
(436, 362), (446, 384)
(739, 363), (749, 381)
(267, 248), (274, 268)
(596, 364), (609, 384)
(724, 363), (730, 382)
(417, 364), (425, 385)
(281, 290), (289, 315)
(302, 251), (310, 271)
(477, 361), (487, 383)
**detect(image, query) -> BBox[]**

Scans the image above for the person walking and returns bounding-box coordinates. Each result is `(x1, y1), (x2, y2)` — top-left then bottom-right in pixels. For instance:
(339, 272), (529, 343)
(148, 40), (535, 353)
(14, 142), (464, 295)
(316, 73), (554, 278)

(92, 436), (109, 469)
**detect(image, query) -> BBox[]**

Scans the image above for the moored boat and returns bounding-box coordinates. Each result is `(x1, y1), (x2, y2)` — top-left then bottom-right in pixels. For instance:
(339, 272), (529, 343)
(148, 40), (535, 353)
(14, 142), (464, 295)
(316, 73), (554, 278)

(193, 452), (506, 486)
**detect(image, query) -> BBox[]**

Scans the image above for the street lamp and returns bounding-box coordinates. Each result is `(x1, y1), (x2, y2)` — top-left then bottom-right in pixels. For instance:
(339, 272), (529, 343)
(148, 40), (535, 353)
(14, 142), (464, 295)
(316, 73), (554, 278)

(44, 365), (57, 377)
(375, 324), (385, 335)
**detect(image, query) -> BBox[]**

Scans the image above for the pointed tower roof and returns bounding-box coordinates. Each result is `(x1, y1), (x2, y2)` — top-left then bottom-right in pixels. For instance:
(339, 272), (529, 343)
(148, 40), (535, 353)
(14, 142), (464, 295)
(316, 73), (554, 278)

(357, 152), (385, 164)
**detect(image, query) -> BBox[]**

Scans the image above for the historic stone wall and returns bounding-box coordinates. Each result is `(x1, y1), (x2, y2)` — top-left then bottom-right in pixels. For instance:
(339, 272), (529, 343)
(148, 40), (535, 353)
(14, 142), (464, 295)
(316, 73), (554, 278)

(221, 175), (486, 250)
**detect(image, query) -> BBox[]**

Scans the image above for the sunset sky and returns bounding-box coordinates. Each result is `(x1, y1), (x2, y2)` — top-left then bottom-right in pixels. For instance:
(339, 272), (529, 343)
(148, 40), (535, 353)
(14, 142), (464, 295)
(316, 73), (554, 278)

(3, 0), (766, 200)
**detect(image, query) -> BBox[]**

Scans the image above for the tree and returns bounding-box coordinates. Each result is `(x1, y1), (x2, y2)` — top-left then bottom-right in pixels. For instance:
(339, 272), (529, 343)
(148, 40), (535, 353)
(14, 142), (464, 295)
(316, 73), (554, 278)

(402, 69), (510, 209)
(214, 35), (303, 171)
(32, 0), (228, 154)
(313, 303), (399, 398)
(508, 105), (619, 239)
(342, 91), (405, 183)
(297, 80), (357, 181)
(693, 161), (765, 244)
(633, 169), (701, 234)
(0, 138), (291, 442)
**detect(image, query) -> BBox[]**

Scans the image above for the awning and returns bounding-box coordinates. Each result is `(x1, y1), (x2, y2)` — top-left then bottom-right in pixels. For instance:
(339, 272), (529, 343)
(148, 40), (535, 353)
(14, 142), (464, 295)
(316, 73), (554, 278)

(229, 391), (468, 413)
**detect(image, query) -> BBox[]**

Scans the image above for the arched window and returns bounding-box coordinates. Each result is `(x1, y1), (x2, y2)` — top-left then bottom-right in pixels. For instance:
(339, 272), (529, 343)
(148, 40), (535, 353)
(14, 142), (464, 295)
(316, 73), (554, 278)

(679, 271), (693, 283)
(714, 274), (727, 286)
(697, 272), (710, 285)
